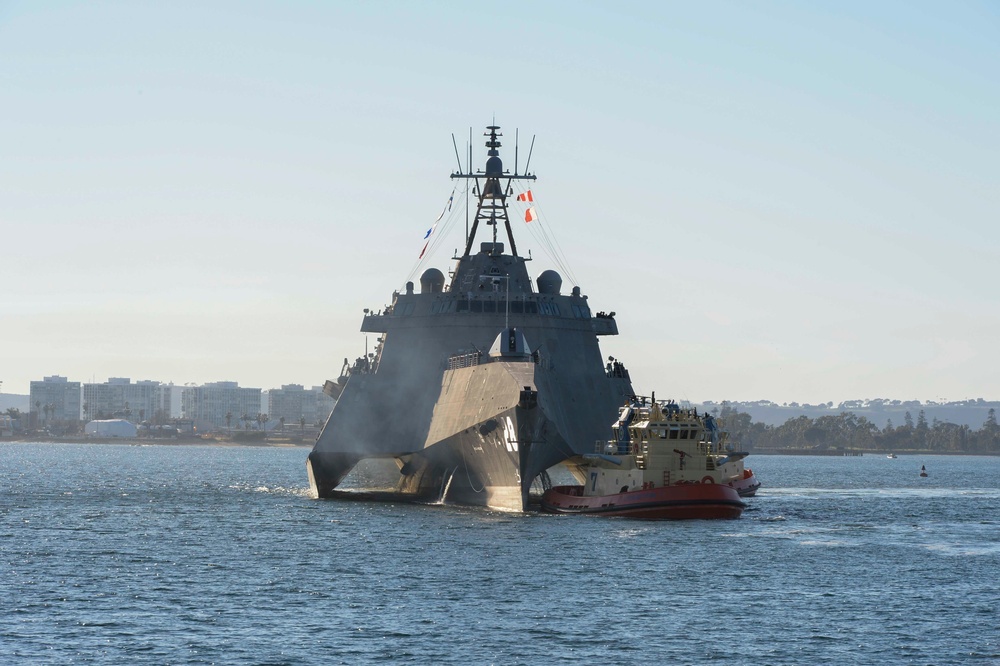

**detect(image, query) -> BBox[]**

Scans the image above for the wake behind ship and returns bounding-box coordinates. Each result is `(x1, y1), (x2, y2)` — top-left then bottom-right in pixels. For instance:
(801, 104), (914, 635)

(307, 126), (634, 511)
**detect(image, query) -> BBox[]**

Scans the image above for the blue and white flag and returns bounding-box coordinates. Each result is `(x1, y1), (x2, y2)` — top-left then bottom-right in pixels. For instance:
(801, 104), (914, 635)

(419, 188), (455, 258)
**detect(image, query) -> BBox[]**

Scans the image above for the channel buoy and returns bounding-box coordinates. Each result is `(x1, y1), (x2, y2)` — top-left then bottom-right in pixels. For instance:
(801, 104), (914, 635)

(919, 465), (928, 478)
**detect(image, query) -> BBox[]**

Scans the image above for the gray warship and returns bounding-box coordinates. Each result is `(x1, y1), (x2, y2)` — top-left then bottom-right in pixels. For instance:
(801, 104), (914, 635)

(307, 126), (634, 511)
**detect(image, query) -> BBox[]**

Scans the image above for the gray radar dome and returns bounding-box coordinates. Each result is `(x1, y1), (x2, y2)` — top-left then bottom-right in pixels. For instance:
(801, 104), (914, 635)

(485, 155), (503, 175)
(536, 270), (562, 295)
(420, 268), (445, 293)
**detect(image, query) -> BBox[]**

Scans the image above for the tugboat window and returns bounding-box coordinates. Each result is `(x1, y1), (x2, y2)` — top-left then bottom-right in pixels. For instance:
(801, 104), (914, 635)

(471, 301), (483, 313)
(483, 301), (497, 313)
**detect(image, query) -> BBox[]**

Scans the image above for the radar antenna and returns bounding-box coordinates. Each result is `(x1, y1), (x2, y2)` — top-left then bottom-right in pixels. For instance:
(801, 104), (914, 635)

(451, 125), (536, 258)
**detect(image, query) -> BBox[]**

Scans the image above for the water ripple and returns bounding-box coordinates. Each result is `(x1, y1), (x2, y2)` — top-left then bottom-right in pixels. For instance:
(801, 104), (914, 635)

(2, 445), (999, 665)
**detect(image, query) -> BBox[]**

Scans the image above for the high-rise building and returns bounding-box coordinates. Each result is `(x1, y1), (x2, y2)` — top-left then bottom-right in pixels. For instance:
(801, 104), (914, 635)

(181, 381), (262, 432)
(268, 384), (336, 429)
(28, 375), (82, 430)
(82, 378), (172, 423)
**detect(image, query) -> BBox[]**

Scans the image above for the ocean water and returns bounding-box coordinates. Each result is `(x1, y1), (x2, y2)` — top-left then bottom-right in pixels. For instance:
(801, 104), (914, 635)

(2, 443), (999, 665)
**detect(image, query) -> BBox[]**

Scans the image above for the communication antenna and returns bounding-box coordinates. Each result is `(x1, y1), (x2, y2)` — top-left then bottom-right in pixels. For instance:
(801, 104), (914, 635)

(523, 135), (536, 174)
(451, 134), (463, 173)
(515, 128), (519, 175)
(466, 128), (472, 242)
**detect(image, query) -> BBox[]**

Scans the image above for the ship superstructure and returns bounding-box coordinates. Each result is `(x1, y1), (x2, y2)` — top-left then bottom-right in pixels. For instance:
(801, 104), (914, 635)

(307, 126), (634, 511)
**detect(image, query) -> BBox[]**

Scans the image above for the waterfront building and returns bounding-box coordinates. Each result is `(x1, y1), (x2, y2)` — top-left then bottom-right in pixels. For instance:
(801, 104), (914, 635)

(28, 375), (82, 430)
(82, 378), (172, 423)
(267, 384), (336, 429)
(181, 381), (262, 433)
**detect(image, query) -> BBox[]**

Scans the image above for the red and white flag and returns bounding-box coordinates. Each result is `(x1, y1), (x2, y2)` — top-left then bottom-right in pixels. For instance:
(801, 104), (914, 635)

(524, 207), (537, 223)
(517, 190), (534, 202)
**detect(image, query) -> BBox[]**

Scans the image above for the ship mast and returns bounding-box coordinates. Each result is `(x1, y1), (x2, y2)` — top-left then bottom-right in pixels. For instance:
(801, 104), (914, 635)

(451, 125), (536, 258)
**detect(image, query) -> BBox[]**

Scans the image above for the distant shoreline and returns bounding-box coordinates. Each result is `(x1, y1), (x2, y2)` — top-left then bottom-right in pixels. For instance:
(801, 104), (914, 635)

(1, 436), (312, 448)
(752, 448), (999, 457)
(5, 439), (997, 457)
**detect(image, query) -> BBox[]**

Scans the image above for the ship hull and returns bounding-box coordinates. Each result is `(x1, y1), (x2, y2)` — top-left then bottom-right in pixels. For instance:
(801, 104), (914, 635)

(311, 351), (599, 512)
(727, 470), (761, 498)
(307, 316), (631, 509)
(540, 483), (746, 520)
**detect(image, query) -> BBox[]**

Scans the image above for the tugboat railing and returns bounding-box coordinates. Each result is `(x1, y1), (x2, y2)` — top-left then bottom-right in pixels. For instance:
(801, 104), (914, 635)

(593, 439), (639, 455)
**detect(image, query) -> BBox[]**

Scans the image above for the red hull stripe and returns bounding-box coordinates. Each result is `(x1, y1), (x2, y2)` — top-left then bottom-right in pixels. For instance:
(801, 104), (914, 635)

(540, 485), (746, 519)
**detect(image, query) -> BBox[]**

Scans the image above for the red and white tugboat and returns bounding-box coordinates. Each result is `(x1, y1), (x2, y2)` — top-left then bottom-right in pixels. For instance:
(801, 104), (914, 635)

(541, 396), (758, 519)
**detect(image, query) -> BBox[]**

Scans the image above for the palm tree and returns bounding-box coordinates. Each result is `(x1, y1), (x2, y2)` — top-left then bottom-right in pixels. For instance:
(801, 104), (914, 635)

(225, 411), (233, 431)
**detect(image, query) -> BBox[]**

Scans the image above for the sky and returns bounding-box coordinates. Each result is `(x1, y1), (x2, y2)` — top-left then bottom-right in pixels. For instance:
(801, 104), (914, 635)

(2, 1), (998, 404)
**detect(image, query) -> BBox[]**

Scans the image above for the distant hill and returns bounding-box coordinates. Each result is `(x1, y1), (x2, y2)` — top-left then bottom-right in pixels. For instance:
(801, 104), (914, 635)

(700, 398), (1000, 429)
(1, 393), (30, 413)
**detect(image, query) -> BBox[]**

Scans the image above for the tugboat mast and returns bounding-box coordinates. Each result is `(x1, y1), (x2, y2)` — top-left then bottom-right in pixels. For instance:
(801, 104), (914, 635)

(451, 126), (536, 258)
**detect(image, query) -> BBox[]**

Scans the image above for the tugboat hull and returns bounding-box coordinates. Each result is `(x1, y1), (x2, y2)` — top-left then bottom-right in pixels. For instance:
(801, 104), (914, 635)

(541, 483), (746, 520)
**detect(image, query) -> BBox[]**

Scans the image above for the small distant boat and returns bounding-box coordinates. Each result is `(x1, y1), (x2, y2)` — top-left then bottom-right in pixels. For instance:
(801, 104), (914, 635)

(920, 465), (928, 477)
(887, 453), (897, 459)
(540, 395), (754, 520)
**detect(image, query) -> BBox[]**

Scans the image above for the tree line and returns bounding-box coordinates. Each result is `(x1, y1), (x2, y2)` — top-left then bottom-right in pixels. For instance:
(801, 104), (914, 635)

(716, 402), (1000, 453)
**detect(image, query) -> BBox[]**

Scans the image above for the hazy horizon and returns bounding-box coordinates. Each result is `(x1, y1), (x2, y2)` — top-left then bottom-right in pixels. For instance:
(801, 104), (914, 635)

(3, 2), (998, 404)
